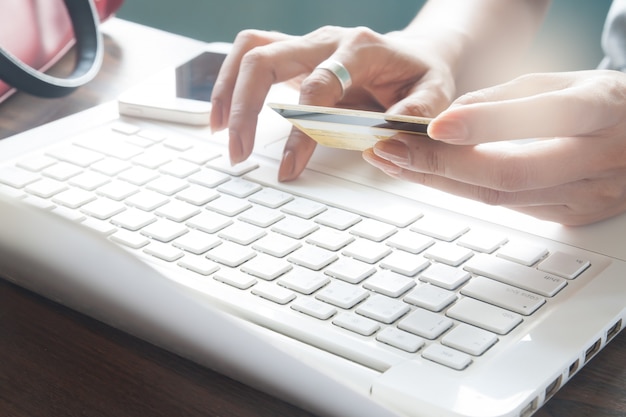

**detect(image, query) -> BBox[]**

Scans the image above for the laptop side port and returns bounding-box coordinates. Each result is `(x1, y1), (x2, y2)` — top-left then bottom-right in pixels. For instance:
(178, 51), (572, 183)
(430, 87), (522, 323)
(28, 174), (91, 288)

(584, 339), (602, 363)
(544, 375), (562, 400)
(520, 397), (538, 417)
(568, 359), (580, 378)
(606, 319), (622, 342)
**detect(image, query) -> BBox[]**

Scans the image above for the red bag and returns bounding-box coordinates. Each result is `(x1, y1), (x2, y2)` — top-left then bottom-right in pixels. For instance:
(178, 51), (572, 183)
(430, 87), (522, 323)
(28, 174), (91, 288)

(0, 0), (124, 103)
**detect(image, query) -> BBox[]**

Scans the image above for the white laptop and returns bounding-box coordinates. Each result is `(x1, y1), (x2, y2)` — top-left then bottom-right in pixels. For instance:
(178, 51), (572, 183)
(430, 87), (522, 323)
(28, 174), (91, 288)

(0, 44), (624, 417)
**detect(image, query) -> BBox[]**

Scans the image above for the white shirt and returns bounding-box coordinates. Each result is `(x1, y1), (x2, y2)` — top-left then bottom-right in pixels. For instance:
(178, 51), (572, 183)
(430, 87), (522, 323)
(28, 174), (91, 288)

(600, 0), (626, 71)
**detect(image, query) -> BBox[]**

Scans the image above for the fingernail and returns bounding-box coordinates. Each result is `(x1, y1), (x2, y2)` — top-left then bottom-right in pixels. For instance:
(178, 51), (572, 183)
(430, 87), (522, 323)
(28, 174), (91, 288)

(278, 149), (296, 182)
(373, 139), (410, 166)
(229, 130), (243, 165)
(428, 118), (468, 141)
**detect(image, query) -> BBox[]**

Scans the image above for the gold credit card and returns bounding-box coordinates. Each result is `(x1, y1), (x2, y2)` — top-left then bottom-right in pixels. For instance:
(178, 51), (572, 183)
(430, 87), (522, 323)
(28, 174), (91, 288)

(268, 103), (431, 151)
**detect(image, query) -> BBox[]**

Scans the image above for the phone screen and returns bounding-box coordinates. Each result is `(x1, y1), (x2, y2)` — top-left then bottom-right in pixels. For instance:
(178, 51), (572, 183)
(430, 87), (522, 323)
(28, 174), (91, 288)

(118, 50), (227, 125)
(174, 51), (226, 102)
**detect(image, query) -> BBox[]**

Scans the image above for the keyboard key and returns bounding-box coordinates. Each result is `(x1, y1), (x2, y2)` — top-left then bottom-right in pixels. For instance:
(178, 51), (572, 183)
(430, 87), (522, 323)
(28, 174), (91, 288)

(461, 276), (545, 316)
(291, 298), (336, 320)
(17, 155), (56, 172)
(538, 251), (591, 279)
(457, 229), (508, 253)
(411, 216), (469, 242)
(496, 241), (548, 266)
(332, 312), (379, 336)
(140, 219), (188, 242)
(159, 159), (201, 178)
(206, 194), (252, 216)
(68, 171), (110, 191)
(404, 284), (457, 312)
(324, 257), (375, 284)
(96, 180), (139, 201)
(143, 242), (184, 262)
(442, 324), (498, 356)
(306, 228), (354, 251)
(446, 297), (522, 335)
(218, 178), (262, 198)
(218, 221), (266, 245)
(314, 208), (361, 230)
(214, 269), (257, 290)
(238, 205), (285, 228)
(342, 239), (391, 264)
(363, 270), (416, 298)
(288, 244), (338, 271)
(0, 166), (40, 188)
(188, 169), (230, 188)
(46, 145), (103, 167)
(206, 241), (256, 267)
(81, 198), (126, 220)
(248, 187), (293, 208)
(207, 156), (258, 176)
(132, 150), (171, 169)
(272, 216), (319, 239)
(25, 178), (67, 198)
(241, 254), (292, 281)
(376, 327), (425, 353)
(385, 230), (435, 254)
(422, 344), (472, 370)
(125, 190), (170, 211)
(424, 242), (473, 266)
(179, 147), (221, 165)
(178, 254), (220, 276)
(172, 230), (221, 254)
(350, 218), (397, 242)
(90, 158), (131, 176)
(252, 282), (296, 305)
(278, 267), (330, 294)
(117, 166), (159, 185)
(110, 229), (150, 249)
(42, 162), (82, 181)
(419, 263), (470, 290)
(464, 253), (567, 297)
(398, 308), (453, 340)
(316, 281), (369, 309)
(110, 208), (156, 231)
(186, 211), (232, 234)
(155, 200), (201, 222)
(252, 232), (301, 258)
(356, 294), (410, 324)
(146, 175), (189, 196)
(176, 185), (219, 206)
(281, 197), (327, 219)
(379, 251), (430, 277)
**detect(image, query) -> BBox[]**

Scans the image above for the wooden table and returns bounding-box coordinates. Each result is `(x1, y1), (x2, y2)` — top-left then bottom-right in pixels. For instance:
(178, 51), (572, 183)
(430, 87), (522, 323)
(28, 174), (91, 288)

(0, 18), (624, 417)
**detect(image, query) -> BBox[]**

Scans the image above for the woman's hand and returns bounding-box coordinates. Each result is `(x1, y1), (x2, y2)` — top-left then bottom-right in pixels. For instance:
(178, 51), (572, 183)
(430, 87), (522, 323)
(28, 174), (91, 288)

(210, 26), (457, 181)
(364, 70), (626, 225)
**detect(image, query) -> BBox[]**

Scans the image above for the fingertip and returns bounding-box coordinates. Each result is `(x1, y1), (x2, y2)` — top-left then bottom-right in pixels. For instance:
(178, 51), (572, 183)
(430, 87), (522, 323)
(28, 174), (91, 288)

(427, 115), (469, 142)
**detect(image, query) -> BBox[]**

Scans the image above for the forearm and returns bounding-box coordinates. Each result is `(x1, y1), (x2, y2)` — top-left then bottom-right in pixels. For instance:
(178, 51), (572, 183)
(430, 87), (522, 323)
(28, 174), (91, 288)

(402, 0), (550, 94)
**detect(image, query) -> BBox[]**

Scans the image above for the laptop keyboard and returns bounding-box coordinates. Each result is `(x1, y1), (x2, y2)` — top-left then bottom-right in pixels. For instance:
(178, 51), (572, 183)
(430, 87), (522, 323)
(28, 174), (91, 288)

(0, 120), (594, 372)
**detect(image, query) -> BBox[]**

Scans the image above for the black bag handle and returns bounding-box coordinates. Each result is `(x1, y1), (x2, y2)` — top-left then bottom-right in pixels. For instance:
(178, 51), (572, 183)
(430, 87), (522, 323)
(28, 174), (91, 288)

(0, 0), (103, 98)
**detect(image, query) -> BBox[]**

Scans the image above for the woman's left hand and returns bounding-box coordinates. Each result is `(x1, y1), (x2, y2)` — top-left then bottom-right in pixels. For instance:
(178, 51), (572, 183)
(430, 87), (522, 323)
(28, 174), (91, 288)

(364, 70), (626, 225)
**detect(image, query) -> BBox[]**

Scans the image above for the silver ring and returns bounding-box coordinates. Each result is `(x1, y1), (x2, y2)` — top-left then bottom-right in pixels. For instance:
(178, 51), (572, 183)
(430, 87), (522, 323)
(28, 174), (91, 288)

(315, 59), (352, 95)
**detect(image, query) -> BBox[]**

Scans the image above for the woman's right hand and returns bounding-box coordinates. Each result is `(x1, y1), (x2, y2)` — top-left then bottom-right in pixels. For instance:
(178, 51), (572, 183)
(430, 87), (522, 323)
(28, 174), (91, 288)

(210, 25), (458, 181)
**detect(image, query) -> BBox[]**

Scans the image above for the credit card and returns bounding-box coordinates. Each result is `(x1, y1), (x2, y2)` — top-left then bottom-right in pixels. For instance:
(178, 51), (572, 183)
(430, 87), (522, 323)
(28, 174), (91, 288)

(269, 103), (432, 151)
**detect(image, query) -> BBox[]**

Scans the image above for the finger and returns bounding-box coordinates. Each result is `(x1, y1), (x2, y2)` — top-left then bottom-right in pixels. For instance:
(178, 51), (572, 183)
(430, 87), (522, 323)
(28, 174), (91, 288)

(226, 34), (341, 164)
(428, 73), (616, 144)
(371, 135), (593, 191)
(211, 30), (292, 133)
(387, 68), (456, 118)
(365, 148), (626, 225)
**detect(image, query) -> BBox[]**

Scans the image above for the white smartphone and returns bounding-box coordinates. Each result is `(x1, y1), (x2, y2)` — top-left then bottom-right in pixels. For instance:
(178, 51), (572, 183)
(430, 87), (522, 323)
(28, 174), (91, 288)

(118, 49), (227, 126)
